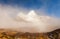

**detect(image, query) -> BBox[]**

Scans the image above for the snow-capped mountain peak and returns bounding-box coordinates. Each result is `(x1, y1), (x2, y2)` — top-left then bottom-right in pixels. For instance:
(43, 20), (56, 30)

(27, 10), (37, 17)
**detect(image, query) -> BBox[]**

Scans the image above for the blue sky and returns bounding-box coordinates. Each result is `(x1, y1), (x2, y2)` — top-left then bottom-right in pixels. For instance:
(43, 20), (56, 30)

(0, 0), (60, 17)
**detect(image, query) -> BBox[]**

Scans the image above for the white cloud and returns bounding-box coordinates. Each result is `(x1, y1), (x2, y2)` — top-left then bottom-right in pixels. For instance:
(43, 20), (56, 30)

(0, 4), (60, 33)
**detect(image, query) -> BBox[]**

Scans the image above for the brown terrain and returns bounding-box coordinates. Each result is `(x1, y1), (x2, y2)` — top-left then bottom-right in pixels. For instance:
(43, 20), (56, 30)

(0, 29), (59, 39)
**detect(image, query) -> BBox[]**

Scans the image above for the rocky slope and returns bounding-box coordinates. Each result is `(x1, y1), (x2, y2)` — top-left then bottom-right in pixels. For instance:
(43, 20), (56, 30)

(0, 29), (59, 39)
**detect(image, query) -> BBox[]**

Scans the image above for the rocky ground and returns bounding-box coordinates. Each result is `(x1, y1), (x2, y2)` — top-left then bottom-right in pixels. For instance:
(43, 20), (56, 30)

(0, 29), (59, 39)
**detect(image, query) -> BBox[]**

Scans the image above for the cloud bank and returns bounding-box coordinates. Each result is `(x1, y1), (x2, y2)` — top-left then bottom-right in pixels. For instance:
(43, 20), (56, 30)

(0, 4), (60, 33)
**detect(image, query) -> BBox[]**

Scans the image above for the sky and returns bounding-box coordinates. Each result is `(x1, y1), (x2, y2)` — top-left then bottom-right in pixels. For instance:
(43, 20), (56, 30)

(0, 0), (60, 33)
(0, 0), (60, 17)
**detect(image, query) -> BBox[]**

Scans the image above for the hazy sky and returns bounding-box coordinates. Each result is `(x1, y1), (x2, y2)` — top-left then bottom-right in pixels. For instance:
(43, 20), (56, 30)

(0, 0), (60, 17)
(0, 0), (60, 33)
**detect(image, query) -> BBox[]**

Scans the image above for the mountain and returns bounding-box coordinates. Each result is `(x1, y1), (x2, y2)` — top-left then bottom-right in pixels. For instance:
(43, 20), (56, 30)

(15, 10), (60, 33)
